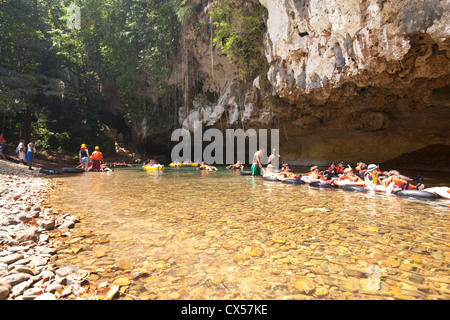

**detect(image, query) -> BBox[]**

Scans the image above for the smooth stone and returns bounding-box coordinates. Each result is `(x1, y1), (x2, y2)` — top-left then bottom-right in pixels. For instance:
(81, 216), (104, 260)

(19, 295), (38, 300)
(15, 228), (39, 243)
(11, 279), (33, 298)
(408, 274), (425, 284)
(0, 284), (11, 300)
(39, 219), (55, 230)
(249, 247), (264, 257)
(345, 269), (366, 278)
(0, 273), (31, 286)
(58, 221), (75, 230)
(17, 213), (33, 223)
(0, 254), (24, 265)
(113, 277), (131, 286)
(23, 287), (43, 296)
(34, 292), (57, 300)
(13, 266), (35, 276)
(55, 266), (79, 277)
(46, 283), (63, 293)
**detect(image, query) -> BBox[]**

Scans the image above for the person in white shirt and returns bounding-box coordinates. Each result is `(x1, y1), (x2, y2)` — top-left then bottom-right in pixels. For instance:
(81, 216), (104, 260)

(26, 139), (36, 170)
(16, 139), (26, 164)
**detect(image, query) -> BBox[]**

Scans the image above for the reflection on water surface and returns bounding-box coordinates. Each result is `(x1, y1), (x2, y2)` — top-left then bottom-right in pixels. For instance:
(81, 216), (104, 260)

(46, 167), (450, 300)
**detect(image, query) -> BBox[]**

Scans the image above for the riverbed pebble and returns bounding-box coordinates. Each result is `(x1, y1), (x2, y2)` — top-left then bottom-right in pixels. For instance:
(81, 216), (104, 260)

(0, 161), (84, 300)
(2, 159), (450, 300)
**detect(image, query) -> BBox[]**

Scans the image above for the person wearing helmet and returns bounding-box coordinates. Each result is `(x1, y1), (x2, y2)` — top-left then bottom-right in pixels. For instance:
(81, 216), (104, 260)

(90, 146), (103, 172)
(79, 144), (90, 172)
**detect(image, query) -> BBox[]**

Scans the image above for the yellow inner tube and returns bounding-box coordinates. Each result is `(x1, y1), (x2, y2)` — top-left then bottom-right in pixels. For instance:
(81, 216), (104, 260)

(169, 163), (181, 167)
(143, 165), (165, 171)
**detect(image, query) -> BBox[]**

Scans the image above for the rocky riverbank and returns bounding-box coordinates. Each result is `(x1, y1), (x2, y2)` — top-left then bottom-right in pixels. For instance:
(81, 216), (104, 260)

(0, 160), (90, 300)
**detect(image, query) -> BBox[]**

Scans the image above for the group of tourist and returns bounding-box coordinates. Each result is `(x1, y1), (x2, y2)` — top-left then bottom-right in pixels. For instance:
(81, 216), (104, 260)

(234, 147), (448, 200)
(77, 144), (106, 172)
(184, 149), (436, 199)
(0, 134), (108, 173)
(0, 134), (37, 171)
(1, 135), (449, 199)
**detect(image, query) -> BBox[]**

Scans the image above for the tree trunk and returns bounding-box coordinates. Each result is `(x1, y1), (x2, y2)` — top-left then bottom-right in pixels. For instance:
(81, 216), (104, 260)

(2, 102), (7, 135)
(21, 96), (33, 142)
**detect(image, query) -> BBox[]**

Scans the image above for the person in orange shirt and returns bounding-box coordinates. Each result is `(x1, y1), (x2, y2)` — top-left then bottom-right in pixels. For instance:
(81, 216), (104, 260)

(276, 164), (300, 181)
(334, 168), (365, 187)
(382, 170), (424, 194)
(301, 165), (333, 185)
(90, 146), (103, 172)
(335, 161), (346, 175)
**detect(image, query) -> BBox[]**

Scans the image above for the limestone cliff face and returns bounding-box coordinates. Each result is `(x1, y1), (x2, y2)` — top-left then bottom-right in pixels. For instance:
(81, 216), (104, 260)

(254, 0), (450, 166)
(142, 0), (450, 167)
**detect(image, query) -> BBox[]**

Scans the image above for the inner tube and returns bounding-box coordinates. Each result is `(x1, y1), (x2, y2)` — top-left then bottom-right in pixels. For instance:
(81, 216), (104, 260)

(282, 179), (304, 185)
(262, 176), (279, 182)
(240, 171), (252, 176)
(340, 185), (367, 193)
(309, 181), (335, 188)
(169, 163), (181, 167)
(394, 190), (438, 200)
(61, 167), (84, 173)
(144, 165), (165, 171)
(39, 168), (61, 175)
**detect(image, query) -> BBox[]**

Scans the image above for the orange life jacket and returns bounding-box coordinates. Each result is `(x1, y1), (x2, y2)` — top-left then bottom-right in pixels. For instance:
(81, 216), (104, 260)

(280, 171), (298, 179)
(383, 176), (417, 189)
(307, 171), (326, 181)
(340, 174), (362, 182)
(91, 150), (103, 161)
(335, 167), (345, 174)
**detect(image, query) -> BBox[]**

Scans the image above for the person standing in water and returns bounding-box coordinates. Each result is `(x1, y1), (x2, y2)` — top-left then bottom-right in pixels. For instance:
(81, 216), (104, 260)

(267, 148), (282, 170)
(251, 148), (264, 176)
(79, 144), (90, 172)
(90, 146), (103, 172)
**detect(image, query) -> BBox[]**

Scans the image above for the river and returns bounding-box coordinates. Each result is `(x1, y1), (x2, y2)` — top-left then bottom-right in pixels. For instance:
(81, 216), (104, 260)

(45, 166), (450, 300)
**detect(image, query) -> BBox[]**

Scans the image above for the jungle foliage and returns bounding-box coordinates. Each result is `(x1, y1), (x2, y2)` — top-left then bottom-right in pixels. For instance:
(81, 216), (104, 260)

(0, 0), (268, 155)
(0, 0), (178, 153)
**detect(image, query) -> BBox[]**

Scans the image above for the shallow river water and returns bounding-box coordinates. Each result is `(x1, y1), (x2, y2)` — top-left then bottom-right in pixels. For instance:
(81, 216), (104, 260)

(45, 166), (450, 300)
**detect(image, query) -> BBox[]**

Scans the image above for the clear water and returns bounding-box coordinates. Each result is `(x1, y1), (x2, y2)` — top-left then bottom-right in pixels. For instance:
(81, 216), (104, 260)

(46, 166), (450, 300)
